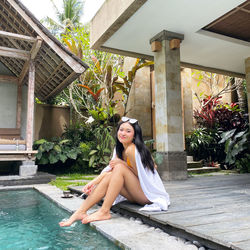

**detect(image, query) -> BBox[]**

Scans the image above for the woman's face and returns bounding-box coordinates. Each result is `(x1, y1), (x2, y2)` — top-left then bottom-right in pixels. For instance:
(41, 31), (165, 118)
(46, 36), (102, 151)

(117, 122), (135, 145)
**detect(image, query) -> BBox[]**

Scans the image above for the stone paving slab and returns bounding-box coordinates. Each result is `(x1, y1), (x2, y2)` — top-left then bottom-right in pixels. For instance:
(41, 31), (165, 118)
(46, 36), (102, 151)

(0, 172), (55, 186)
(156, 174), (250, 250)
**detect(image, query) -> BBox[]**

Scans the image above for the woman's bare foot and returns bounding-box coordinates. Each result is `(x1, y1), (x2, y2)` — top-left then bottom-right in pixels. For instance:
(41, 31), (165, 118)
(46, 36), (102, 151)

(59, 211), (87, 227)
(81, 209), (111, 224)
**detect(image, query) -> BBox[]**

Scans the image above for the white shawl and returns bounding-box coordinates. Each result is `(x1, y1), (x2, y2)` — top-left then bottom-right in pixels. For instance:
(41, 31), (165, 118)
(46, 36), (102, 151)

(101, 147), (170, 211)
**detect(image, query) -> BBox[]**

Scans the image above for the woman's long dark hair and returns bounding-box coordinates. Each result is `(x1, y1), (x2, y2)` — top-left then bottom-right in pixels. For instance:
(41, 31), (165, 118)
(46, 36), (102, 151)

(115, 121), (155, 173)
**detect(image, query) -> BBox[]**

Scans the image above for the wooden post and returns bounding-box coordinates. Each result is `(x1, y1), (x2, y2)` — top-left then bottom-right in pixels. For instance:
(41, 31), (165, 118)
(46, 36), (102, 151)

(26, 60), (35, 151)
(16, 84), (22, 129)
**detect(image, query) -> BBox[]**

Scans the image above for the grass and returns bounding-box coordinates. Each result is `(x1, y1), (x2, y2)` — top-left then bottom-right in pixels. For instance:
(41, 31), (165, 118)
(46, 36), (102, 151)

(189, 169), (238, 177)
(50, 179), (88, 191)
(56, 173), (96, 180)
(49, 173), (96, 190)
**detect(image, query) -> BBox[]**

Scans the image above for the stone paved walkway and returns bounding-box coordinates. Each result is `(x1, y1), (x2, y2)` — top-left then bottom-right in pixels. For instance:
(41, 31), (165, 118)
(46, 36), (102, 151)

(71, 173), (250, 250)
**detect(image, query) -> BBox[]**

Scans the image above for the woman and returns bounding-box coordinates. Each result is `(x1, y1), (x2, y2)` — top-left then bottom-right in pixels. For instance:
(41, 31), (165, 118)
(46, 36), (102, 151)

(59, 117), (170, 227)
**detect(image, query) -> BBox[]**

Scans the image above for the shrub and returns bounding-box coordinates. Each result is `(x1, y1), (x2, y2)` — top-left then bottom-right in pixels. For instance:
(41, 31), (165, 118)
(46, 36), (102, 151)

(34, 138), (82, 165)
(194, 96), (247, 131)
(194, 96), (221, 128)
(87, 124), (115, 172)
(185, 128), (225, 162)
(62, 122), (95, 146)
(34, 121), (116, 173)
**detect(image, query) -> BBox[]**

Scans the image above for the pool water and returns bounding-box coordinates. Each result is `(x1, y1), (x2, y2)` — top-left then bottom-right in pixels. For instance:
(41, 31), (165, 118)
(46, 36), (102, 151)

(0, 189), (120, 250)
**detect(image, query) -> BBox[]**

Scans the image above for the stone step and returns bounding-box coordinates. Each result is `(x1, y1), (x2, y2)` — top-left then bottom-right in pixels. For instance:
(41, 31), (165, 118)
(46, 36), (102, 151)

(187, 161), (203, 169)
(188, 166), (221, 174)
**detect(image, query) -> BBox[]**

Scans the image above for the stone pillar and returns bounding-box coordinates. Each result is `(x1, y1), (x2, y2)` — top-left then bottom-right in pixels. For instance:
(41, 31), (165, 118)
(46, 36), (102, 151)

(150, 30), (187, 180)
(181, 68), (193, 134)
(245, 57), (250, 120)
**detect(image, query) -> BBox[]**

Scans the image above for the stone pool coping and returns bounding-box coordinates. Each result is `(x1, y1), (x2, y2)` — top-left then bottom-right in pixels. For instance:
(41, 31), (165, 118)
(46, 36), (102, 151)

(0, 184), (199, 250)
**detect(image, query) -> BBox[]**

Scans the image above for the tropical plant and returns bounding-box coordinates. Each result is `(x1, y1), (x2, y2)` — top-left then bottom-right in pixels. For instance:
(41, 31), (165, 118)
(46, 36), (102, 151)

(41, 0), (84, 36)
(214, 106), (247, 132)
(61, 27), (154, 125)
(194, 96), (248, 132)
(194, 96), (221, 128)
(219, 128), (250, 172)
(185, 128), (223, 161)
(87, 124), (115, 171)
(34, 138), (82, 165)
(192, 71), (244, 110)
(62, 122), (94, 146)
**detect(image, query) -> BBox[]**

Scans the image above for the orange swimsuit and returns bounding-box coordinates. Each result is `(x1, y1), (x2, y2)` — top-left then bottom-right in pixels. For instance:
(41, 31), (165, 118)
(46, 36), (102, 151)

(126, 158), (132, 168)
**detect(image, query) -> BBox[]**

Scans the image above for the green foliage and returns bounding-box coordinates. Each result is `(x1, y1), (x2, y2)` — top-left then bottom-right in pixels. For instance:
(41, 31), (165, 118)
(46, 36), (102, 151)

(87, 125), (115, 172)
(219, 129), (250, 172)
(34, 138), (82, 165)
(41, 0), (84, 36)
(194, 96), (247, 132)
(185, 128), (225, 162)
(50, 179), (87, 191)
(56, 174), (95, 180)
(34, 120), (116, 174)
(62, 122), (95, 146)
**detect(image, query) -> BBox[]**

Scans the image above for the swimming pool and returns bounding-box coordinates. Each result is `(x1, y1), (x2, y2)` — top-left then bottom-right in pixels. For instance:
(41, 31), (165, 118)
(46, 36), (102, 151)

(0, 189), (120, 250)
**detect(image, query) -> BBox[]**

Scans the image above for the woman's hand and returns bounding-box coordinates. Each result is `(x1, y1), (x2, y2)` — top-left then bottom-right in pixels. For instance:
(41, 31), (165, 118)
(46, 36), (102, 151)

(82, 181), (96, 195)
(109, 158), (126, 169)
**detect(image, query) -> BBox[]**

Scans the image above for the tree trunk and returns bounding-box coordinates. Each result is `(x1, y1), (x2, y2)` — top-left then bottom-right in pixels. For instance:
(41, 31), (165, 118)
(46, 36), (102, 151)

(235, 78), (247, 113)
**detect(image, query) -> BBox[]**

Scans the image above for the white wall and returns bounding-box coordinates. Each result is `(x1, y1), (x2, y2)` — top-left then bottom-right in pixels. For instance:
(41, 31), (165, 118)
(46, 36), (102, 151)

(0, 62), (28, 139)
(0, 82), (17, 128)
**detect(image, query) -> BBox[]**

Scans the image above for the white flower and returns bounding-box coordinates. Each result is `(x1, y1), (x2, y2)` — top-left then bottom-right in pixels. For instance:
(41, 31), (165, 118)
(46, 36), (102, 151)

(85, 116), (94, 124)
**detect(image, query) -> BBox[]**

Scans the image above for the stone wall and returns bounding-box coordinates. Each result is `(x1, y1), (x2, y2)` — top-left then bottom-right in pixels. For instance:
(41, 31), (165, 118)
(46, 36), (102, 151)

(123, 57), (152, 138)
(123, 57), (234, 139)
(34, 104), (70, 140)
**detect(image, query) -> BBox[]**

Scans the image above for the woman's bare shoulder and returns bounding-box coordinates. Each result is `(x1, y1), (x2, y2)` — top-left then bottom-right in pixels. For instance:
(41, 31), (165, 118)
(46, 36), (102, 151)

(125, 144), (135, 158)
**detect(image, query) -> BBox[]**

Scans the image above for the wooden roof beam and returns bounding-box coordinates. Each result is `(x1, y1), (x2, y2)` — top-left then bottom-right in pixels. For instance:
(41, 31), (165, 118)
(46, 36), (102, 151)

(0, 46), (30, 60)
(0, 75), (18, 83)
(19, 36), (43, 85)
(0, 30), (36, 43)
(30, 36), (43, 59)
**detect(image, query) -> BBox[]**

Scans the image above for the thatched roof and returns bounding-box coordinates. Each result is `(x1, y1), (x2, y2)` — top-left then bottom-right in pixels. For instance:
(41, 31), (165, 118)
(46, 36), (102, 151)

(0, 0), (88, 101)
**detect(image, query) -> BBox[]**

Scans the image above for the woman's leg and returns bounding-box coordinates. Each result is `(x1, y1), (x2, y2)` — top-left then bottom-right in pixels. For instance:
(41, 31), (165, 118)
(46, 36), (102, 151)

(59, 172), (112, 227)
(82, 164), (149, 224)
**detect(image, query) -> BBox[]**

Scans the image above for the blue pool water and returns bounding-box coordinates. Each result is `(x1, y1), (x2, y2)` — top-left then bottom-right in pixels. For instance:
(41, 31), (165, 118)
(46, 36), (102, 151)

(0, 189), (120, 250)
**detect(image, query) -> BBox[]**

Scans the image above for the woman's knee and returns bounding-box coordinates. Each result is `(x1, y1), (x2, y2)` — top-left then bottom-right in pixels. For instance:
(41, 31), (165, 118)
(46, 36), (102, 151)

(101, 172), (112, 184)
(113, 163), (125, 173)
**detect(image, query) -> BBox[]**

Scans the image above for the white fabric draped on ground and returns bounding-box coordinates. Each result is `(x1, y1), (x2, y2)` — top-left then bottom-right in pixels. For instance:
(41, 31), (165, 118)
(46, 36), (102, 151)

(101, 147), (170, 211)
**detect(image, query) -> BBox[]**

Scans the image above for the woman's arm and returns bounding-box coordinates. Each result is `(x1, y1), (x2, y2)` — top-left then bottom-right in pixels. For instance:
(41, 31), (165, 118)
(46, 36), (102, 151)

(82, 171), (109, 194)
(109, 157), (127, 169)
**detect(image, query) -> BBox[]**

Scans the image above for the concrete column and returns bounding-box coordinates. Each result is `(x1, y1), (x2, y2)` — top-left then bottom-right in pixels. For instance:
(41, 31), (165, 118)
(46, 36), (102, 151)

(150, 30), (187, 180)
(245, 57), (250, 120)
